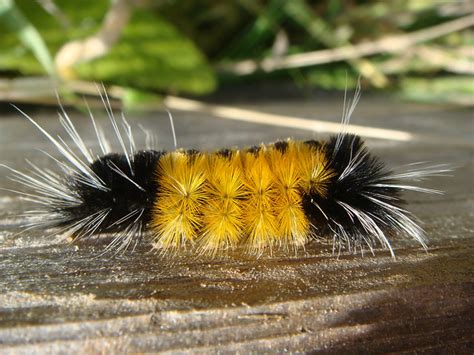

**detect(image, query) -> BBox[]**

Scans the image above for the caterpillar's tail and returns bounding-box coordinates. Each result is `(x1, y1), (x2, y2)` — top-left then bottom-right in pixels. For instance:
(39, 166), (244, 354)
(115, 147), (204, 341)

(2, 91), (162, 254)
(304, 133), (450, 256)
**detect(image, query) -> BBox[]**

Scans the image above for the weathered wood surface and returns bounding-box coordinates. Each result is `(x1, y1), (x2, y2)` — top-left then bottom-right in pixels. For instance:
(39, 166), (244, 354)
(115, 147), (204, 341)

(0, 94), (472, 353)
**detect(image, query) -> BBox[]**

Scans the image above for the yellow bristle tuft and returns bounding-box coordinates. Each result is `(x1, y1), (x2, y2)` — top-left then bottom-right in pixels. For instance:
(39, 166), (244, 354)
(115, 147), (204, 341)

(199, 154), (245, 255)
(152, 152), (207, 251)
(297, 143), (334, 197)
(149, 140), (335, 256)
(268, 143), (309, 248)
(242, 149), (279, 253)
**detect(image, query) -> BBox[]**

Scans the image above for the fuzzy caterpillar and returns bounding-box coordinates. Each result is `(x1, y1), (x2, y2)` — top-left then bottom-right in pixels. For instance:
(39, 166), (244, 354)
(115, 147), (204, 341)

(1, 91), (449, 257)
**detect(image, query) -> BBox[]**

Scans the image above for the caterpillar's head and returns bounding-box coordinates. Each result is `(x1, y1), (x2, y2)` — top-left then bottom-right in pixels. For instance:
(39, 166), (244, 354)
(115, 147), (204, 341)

(61, 150), (163, 237)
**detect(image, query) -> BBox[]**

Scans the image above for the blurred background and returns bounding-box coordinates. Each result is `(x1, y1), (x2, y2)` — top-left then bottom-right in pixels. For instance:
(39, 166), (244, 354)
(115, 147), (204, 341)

(0, 0), (472, 107)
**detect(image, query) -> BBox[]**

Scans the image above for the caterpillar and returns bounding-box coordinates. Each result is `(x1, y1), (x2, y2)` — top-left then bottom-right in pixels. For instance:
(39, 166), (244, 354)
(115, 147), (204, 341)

(1, 89), (449, 258)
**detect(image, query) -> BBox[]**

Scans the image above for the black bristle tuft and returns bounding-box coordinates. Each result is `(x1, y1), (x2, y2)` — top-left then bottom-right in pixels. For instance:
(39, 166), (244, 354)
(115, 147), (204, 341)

(274, 140), (289, 153)
(246, 145), (261, 155)
(216, 148), (233, 158)
(304, 139), (322, 150)
(61, 150), (163, 236)
(303, 134), (405, 250)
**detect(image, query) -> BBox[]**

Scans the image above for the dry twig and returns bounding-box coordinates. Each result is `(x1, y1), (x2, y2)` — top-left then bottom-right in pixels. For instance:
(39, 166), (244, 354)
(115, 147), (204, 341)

(222, 14), (474, 75)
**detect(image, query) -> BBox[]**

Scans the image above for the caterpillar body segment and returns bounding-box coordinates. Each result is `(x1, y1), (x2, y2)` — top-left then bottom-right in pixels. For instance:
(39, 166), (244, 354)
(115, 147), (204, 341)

(3, 99), (450, 257)
(137, 140), (332, 255)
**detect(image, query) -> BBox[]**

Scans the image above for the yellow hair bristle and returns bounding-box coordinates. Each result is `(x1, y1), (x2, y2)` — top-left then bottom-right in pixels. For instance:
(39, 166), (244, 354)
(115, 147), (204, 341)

(151, 142), (334, 255)
(241, 149), (279, 253)
(199, 154), (245, 255)
(297, 143), (334, 197)
(268, 144), (309, 248)
(152, 152), (207, 251)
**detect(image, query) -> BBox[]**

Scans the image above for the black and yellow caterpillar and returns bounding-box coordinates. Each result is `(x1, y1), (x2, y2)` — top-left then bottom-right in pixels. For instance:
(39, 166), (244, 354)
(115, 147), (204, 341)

(2, 94), (447, 257)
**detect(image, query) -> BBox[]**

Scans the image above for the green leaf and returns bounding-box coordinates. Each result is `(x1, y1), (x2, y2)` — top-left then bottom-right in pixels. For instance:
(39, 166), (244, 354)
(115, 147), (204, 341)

(221, 0), (287, 59)
(0, 0), (55, 75)
(0, 0), (216, 95)
(75, 9), (216, 95)
(400, 76), (474, 105)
